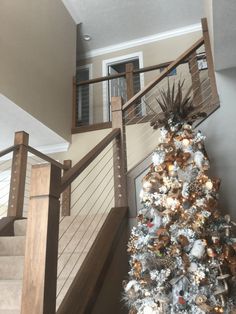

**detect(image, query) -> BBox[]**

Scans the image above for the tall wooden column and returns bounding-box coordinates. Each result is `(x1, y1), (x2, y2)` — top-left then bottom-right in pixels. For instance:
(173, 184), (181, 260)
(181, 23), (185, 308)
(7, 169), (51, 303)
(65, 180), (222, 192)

(125, 63), (135, 118)
(201, 18), (220, 105)
(72, 76), (77, 129)
(111, 96), (128, 207)
(21, 163), (61, 314)
(125, 63), (134, 101)
(8, 131), (29, 217)
(61, 159), (72, 216)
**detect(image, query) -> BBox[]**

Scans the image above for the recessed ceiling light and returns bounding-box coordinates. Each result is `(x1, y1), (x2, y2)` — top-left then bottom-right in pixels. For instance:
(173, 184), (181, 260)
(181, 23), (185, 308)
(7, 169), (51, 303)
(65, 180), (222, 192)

(83, 35), (91, 41)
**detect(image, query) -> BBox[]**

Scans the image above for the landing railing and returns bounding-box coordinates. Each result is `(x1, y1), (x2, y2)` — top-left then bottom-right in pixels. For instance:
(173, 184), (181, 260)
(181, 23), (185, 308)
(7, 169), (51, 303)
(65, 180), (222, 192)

(73, 19), (219, 138)
(123, 21), (219, 170)
(0, 132), (69, 222)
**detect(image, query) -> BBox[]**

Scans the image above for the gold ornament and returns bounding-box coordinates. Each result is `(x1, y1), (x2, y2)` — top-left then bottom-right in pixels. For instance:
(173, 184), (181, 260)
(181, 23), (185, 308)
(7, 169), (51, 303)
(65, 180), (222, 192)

(178, 235), (189, 247)
(213, 306), (224, 313)
(195, 294), (214, 312)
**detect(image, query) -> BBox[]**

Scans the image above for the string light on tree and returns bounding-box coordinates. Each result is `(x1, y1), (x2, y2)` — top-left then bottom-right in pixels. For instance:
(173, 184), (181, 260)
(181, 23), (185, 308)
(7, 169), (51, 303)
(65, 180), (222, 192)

(123, 80), (236, 314)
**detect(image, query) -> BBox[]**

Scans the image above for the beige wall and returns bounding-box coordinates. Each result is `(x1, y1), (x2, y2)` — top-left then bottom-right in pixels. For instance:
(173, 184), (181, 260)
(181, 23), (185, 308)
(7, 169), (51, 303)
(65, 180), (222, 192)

(0, 0), (76, 142)
(51, 124), (160, 172)
(200, 68), (236, 218)
(78, 30), (202, 123)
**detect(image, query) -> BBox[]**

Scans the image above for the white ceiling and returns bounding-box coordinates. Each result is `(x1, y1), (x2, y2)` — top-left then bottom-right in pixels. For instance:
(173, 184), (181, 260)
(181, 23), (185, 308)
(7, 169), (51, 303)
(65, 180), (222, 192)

(62, 0), (204, 55)
(0, 94), (69, 153)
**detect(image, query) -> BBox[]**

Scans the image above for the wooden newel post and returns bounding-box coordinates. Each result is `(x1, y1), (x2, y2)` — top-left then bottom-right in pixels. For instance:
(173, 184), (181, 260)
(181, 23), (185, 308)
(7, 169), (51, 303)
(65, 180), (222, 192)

(125, 63), (135, 118)
(111, 96), (128, 207)
(61, 160), (72, 216)
(8, 131), (29, 218)
(125, 63), (134, 101)
(201, 18), (220, 105)
(72, 76), (77, 129)
(21, 163), (61, 314)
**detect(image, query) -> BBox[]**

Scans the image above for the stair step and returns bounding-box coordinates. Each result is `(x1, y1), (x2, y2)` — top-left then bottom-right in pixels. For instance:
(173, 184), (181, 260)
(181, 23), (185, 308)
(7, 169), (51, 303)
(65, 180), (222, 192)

(0, 310), (20, 314)
(0, 237), (25, 256)
(0, 311), (20, 314)
(14, 220), (27, 236)
(0, 280), (22, 310)
(0, 256), (24, 280)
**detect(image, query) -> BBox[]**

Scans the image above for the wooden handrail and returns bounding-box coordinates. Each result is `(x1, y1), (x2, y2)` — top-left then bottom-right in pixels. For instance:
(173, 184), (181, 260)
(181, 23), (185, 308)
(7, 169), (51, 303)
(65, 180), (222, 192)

(60, 128), (120, 193)
(122, 37), (205, 112)
(77, 53), (206, 87)
(0, 144), (19, 159)
(27, 145), (66, 170)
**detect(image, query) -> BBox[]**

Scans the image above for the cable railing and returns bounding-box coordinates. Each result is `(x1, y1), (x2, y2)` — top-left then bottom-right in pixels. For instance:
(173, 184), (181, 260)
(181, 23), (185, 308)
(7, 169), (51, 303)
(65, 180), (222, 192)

(122, 23), (219, 172)
(56, 142), (115, 307)
(18, 126), (124, 314)
(0, 152), (13, 218)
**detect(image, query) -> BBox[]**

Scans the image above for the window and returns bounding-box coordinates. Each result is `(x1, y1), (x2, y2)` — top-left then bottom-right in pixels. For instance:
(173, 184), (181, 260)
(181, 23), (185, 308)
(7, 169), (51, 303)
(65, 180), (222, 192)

(77, 65), (93, 126)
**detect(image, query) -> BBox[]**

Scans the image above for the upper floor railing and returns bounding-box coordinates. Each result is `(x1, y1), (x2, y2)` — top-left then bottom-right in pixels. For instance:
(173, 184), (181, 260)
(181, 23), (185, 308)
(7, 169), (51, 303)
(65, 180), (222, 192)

(72, 18), (219, 135)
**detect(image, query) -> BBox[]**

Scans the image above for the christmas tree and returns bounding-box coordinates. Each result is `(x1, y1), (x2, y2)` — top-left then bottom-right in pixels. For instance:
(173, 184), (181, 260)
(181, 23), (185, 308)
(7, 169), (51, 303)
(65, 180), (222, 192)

(124, 81), (236, 314)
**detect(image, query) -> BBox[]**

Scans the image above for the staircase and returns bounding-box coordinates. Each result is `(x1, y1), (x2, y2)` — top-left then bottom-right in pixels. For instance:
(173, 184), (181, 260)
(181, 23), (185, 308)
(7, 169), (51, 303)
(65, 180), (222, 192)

(0, 220), (25, 314)
(0, 18), (219, 314)
(0, 215), (107, 314)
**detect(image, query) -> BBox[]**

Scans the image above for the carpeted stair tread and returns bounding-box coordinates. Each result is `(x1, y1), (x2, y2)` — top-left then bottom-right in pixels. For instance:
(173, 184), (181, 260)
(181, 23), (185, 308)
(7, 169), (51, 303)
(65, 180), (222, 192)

(13, 220), (27, 236)
(0, 256), (24, 280)
(0, 280), (22, 310)
(0, 310), (20, 314)
(0, 237), (25, 256)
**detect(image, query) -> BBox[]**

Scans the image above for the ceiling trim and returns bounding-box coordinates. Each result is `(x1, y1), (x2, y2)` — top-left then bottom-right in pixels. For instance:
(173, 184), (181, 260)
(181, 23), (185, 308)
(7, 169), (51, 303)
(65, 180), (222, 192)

(81, 23), (202, 60)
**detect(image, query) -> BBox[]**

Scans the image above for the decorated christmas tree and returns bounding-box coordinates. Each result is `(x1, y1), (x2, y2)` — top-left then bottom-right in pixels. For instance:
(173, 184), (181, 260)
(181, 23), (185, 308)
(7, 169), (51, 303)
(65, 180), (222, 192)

(124, 81), (236, 314)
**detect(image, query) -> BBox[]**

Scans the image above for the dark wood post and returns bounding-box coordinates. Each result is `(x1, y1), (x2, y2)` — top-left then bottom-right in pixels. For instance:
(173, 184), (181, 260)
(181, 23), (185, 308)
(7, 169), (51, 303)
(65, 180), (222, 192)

(125, 63), (134, 101)
(111, 96), (128, 207)
(188, 51), (202, 106)
(201, 18), (220, 105)
(72, 76), (77, 129)
(8, 131), (29, 217)
(21, 163), (61, 314)
(125, 63), (135, 118)
(61, 159), (72, 216)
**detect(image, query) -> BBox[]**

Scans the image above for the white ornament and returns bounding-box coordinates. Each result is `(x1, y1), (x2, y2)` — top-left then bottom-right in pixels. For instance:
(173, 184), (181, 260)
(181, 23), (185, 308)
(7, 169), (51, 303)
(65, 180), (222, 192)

(143, 306), (156, 314)
(152, 151), (165, 166)
(205, 180), (213, 190)
(188, 262), (198, 273)
(190, 239), (206, 259)
(182, 182), (189, 198)
(194, 151), (205, 169)
(148, 209), (162, 234)
(182, 138), (190, 147)
(125, 280), (139, 292)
